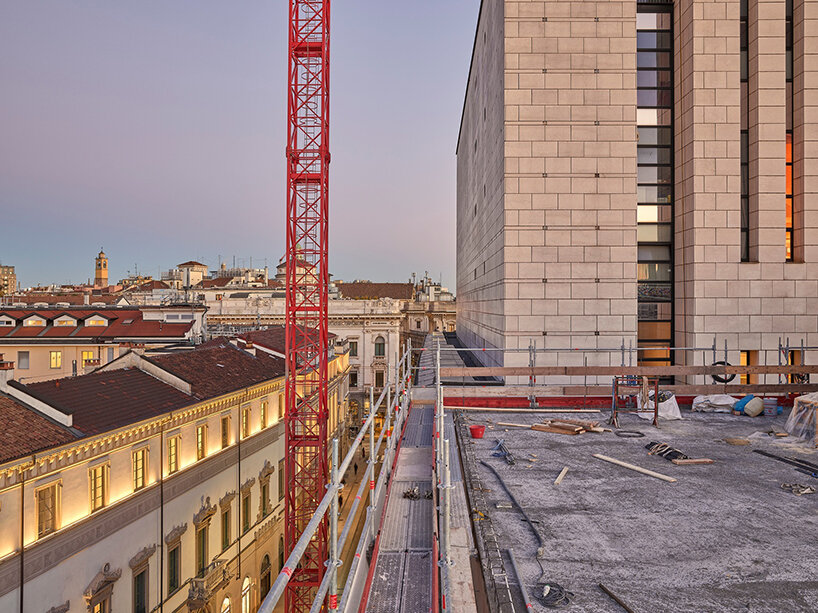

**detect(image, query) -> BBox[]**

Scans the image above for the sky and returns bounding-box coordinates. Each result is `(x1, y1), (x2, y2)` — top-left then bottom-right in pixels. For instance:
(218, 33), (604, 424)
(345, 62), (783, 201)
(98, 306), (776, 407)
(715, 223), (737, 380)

(0, 1), (478, 290)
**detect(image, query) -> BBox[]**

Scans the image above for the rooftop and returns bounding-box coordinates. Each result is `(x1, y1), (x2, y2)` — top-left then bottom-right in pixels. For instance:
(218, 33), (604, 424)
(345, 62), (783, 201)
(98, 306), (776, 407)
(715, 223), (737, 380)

(336, 282), (414, 300)
(20, 368), (192, 436)
(0, 393), (77, 463)
(457, 408), (818, 612)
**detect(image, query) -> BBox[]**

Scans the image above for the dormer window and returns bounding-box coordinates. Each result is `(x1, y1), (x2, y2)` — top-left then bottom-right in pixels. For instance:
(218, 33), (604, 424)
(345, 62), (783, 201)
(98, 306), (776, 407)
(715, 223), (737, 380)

(86, 318), (107, 327)
(0, 317), (14, 327)
(54, 316), (77, 327)
(23, 317), (46, 327)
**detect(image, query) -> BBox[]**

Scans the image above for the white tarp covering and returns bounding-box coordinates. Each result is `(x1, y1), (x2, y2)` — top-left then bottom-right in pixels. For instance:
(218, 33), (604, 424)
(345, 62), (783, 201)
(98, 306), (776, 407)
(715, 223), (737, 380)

(637, 391), (683, 420)
(692, 394), (737, 413)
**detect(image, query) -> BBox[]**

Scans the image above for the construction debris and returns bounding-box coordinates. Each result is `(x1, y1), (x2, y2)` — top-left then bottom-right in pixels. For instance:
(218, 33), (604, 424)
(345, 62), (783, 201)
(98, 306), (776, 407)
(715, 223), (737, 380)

(496, 417), (606, 436)
(723, 437), (750, 446)
(539, 583), (574, 608)
(781, 483), (816, 496)
(491, 439), (516, 465)
(614, 430), (645, 438)
(645, 441), (689, 461)
(753, 449), (818, 478)
(554, 466), (569, 485)
(598, 583), (637, 613)
(671, 458), (714, 465)
(592, 453), (677, 483)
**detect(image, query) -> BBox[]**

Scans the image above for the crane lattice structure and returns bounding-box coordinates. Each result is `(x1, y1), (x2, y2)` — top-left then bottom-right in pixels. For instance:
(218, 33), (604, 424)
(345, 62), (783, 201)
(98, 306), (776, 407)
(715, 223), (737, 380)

(285, 0), (331, 611)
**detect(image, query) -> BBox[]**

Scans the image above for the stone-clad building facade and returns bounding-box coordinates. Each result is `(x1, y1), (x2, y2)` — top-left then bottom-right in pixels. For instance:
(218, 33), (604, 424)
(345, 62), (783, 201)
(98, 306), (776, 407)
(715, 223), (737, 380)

(457, 0), (818, 373)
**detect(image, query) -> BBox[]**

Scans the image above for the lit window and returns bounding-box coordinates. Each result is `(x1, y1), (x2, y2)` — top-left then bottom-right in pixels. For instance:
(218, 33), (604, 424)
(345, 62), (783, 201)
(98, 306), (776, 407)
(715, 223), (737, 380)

(221, 415), (230, 448)
(242, 406), (251, 438)
(221, 597), (231, 613)
(86, 318), (107, 327)
(89, 464), (108, 512)
(222, 507), (231, 551)
(168, 437), (179, 474)
(54, 319), (76, 327)
(278, 459), (285, 500)
(241, 577), (251, 613)
(36, 483), (60, 538)
(23, 318), (45, 327)
(260, 400), (268, 429)
(242, 492), (251, 533)
(133, 448), (147, 491)
(196, 425), (207, 460)
(49, 351), (62, 369)
(82, 350), (94, 366)
(278, 394), (285, 420)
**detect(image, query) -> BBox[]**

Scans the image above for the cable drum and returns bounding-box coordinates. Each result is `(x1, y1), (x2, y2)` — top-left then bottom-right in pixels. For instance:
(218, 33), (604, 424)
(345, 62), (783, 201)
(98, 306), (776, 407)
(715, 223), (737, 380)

(710, 360), (736, 384)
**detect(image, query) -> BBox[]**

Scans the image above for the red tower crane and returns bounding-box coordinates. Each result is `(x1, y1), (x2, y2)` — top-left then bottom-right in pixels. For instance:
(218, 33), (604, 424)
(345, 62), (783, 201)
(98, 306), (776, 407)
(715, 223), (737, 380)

(284, 0), (330, 611)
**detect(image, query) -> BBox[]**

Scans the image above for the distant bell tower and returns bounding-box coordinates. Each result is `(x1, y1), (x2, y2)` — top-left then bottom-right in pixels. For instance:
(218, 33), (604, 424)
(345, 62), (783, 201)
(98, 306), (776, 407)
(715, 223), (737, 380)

(94, 249), (108, 288)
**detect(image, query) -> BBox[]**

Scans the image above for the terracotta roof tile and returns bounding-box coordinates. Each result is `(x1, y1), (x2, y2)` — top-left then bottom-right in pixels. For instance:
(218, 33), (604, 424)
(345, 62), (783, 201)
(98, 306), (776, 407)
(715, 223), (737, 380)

(21, 369), (192, 436)
(151, 342), (285, 399)
(237, 326), (336, 355)
(0, 393), (78, 463)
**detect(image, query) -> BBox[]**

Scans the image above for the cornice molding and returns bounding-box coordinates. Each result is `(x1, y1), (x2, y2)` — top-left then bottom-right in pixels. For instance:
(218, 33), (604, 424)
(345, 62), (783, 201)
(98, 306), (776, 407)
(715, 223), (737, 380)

(192, 496), (216, 527)
(128, 544), (156, 569)
(165, 523), (188, 545)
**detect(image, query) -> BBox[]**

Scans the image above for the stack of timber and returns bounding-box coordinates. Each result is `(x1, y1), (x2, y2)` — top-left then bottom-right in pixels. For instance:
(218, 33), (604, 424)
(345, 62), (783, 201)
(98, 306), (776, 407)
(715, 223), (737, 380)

(496, 417), (608, 436)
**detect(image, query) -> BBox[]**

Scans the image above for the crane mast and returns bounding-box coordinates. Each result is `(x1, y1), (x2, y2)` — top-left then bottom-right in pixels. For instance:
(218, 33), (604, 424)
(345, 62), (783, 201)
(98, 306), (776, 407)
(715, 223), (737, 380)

(285, 0), (330, 611)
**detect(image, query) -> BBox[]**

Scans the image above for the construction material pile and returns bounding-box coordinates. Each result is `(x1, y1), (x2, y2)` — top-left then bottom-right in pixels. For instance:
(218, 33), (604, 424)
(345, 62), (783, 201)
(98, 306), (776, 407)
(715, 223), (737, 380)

(494, 417), (608, 436)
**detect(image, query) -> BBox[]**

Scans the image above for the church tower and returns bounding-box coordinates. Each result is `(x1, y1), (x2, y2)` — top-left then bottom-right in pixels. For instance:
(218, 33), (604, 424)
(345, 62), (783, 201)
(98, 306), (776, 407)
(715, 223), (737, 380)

(94, 249), (108, 288)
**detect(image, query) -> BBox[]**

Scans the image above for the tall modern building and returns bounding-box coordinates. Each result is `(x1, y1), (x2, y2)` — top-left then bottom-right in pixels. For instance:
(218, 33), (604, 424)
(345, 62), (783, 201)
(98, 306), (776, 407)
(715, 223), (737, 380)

(0, 265), (15, 296)
(457, 0), (817, 372)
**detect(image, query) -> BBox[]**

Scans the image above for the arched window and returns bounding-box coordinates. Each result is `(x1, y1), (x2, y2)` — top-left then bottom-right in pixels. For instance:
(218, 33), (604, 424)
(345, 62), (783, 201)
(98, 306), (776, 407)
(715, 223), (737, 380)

(374, 336), (385, 357)
(279, 535), (285, 571)
(221, 597), (231, 613)
(241, 577), (251, 613)
(260, 555), (271, 599)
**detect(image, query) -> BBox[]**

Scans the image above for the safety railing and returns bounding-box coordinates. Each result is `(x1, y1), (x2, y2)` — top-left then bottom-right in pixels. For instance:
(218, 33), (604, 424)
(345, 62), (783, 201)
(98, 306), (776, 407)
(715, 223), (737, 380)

(257, 340), (413, 613)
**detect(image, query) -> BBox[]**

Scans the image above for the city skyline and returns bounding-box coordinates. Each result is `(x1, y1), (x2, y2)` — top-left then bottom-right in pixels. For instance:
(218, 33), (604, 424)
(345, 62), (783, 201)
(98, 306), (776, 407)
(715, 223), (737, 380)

(0, 1), (478, 288)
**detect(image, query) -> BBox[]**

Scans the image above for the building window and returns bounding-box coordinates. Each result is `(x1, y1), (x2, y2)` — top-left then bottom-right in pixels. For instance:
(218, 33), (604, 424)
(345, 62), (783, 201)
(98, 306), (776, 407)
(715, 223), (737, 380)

(89, 464), (108, 512)
(242, 492), (251, 533)
(261, 481), (270, 517)
(168, 436), (180, 474)
(740, 0), (750, 261)
(260, 399), (268, 429)
(91, 598), (110, 613)
(242, 406), (251, 438)
(49, 351), (62, 369)
(375, 371), (385, 388)
(260, 555), (272, 600)
(82, 350), (94, 366)
(196, 525), (208, 577)
(374, 336), (385, 357)
(349, 340), (358, 357)
(416, 319), (421, 329)
(350, 370), (358, 388)
(739, 350), (758, 385)
(221, 597), (231, 613)
(168, 544), (181, 593)
(241, 577), (251, 613)
(54, 319), (75, 327)
(133, 567), (148, 613)
(87, 318), (107, 327)
(786, 0), (794, 260)
(132, 447), (147, 491)
(278, 459), (285, 501)
(107, 347), (115, 363)
(36, 482), (59, 539)
(279, 535), (285, 571)
(196, 424), (207, 461)
(278, 394), (285, 420)
(17, 351), (29, 370)
(221, 507), (231, 551)
(636, 6), (673, 368)
(23, 318), (45, 327)
(221, 415), (230, 448)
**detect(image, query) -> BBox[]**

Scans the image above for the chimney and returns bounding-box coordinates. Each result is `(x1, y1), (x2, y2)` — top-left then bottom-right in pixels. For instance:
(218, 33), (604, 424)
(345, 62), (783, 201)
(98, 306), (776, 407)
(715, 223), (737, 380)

(0, 354), (14, 390)
(244, 341), (256, 357)
(83, 358), (101, 375)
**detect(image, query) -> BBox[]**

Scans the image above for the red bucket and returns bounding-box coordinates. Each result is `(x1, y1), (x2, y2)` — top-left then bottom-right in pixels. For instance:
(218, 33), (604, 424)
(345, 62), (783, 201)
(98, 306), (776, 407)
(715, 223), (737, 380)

(469, 425), (486, 439)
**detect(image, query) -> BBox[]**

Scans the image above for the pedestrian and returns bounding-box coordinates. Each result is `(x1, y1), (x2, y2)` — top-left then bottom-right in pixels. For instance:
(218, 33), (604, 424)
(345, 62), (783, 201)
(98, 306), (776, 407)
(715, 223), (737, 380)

(338, 494), (343, 508)
(354, 462), (358, 476)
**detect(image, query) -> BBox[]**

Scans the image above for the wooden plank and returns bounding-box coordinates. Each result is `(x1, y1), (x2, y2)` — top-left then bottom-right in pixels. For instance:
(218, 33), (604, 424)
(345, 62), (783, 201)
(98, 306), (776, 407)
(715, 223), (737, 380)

(441, 384), (818, 397)
(671, 458), (714, 465)
(444, 405), (602, 413)
(554, 467), (569, 485)
(494, 422), (532, 429)
(592, 453), (677, 483)
(440, 364), (818, 377)
(532, 424), (579, 435)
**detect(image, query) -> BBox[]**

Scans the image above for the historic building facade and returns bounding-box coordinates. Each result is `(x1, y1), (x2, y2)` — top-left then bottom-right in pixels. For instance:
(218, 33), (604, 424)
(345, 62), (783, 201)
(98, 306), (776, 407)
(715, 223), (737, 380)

(456, 0), (818, 373)
(0, 333), (349, 613)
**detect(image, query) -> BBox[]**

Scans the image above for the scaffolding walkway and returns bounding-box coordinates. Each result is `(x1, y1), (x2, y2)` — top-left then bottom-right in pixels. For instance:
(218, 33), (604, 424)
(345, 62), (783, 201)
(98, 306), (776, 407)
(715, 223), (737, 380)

(364, 403), (435, 612)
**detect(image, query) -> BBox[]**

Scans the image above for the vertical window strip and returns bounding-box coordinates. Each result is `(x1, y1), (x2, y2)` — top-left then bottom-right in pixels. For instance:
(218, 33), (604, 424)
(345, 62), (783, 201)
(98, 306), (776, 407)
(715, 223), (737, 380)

(785, 0), (794, 260)
(740, 0), (750, 261)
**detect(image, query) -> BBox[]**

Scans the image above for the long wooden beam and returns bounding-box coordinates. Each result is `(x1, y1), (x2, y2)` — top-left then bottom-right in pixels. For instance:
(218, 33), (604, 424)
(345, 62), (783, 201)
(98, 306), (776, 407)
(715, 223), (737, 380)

(440, 365), (818, 377)
(440, 384), (818, 397)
